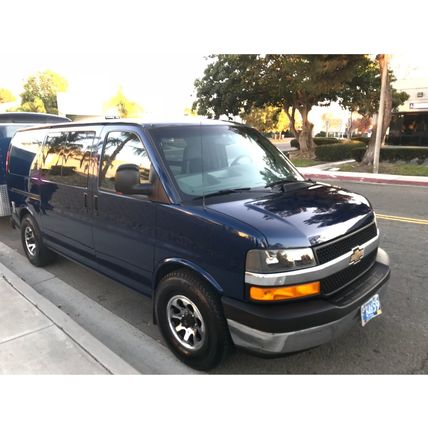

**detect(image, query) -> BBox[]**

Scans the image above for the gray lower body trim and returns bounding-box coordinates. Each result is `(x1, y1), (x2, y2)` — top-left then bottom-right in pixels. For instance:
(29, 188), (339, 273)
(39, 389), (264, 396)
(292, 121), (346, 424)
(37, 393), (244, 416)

(227, 285), (387, 355)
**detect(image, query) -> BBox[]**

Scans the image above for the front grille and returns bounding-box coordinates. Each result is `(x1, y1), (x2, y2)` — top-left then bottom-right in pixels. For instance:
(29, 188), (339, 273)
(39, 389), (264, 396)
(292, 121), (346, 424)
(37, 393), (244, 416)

(315, 222), (377, 265)
(321, 249), (377, 295)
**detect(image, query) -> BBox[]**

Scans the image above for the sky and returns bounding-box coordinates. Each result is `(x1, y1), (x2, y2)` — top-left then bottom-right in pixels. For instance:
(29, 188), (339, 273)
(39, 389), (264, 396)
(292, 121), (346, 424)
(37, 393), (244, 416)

(0, 52), (209, 116)
(1, 1), (427, 117)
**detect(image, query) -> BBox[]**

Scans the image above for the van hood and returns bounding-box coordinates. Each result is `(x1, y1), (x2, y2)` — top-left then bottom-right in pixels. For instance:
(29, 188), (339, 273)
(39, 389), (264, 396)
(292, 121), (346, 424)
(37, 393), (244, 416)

(207, 183), (375, 248)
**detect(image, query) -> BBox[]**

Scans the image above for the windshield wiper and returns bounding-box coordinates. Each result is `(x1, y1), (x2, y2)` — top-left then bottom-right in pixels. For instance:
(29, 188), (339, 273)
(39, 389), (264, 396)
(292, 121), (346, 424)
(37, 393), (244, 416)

(265, 179), (299, 189)
(194, 187), (252, 200)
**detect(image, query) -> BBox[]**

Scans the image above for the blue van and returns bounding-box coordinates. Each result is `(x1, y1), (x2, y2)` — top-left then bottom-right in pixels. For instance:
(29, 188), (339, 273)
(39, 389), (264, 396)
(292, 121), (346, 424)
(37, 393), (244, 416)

(6, 119), (390, 370)
(0, 112), (70, 216)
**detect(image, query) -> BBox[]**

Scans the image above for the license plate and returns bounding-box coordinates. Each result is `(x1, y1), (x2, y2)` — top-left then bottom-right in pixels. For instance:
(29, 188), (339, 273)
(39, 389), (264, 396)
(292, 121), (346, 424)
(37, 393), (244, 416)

(361, 294), (382, 326)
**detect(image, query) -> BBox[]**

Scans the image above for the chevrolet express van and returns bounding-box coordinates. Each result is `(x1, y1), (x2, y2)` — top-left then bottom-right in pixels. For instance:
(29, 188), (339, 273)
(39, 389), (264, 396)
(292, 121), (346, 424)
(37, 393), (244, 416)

(0, 112), (70, 216)
(6, 119), (390, 370)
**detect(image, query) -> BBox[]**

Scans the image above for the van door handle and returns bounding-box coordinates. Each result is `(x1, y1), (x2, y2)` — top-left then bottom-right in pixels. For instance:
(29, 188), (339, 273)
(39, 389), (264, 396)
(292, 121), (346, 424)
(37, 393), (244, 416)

(83, 193), (88, 209)
(94, 195), (99, 215)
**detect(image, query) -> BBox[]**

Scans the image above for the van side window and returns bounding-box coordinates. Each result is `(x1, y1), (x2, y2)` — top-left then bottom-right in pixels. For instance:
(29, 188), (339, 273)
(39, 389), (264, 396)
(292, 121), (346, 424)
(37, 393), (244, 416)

(99, 131), (151, 192)
(42, 132), (68, 180)
(63, 131), (94, 187)
(42, 131), (95, 187)
(8, 130), (45, 175)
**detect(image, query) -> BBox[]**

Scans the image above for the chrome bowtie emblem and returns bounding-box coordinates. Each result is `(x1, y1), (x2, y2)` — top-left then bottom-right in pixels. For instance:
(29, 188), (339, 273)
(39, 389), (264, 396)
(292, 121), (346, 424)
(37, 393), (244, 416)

(350, 246), (364, 264)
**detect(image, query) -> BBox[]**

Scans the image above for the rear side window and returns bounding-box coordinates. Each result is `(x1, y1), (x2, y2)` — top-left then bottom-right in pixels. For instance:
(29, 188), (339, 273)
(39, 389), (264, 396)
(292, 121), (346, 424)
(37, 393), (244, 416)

(8, 130), (45, 176)
(42, 130), (95, 187)
(99, 131), (151, 192)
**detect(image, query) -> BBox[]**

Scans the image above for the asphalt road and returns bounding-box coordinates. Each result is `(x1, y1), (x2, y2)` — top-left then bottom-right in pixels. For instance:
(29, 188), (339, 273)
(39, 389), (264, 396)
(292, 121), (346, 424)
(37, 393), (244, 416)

(0, 181), (427, 374)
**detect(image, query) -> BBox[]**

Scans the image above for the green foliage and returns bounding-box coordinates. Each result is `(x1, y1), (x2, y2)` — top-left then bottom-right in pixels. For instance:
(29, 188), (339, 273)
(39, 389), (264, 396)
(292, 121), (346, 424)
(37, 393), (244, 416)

(184, 107), (198, 116)
(315, 131), (326, 137)
(339, 58), (408, 116)
(17, 97), (46, 113)
(291, 137), (340, 148)
(351, 146), (428, 163)
(193, 55), (373, 154)
(290, 139), (299, 149)
(104, 86), (143, 118)
(194, 55), (371, 118)
(351, 136), (370, 143)
(18, 70), (68, 114)
(289, 158), (323, 167)
(313, 137), (341, 146)
(242, 106), (292, 133)
(0, 88), (15, 103)
(315, 142), (366, 161)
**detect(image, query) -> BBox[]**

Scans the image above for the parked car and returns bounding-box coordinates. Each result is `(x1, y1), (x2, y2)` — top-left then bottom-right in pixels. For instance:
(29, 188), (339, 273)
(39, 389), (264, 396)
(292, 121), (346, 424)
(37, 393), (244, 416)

(0, 112), (70, 216)
(6, 118), (390, 370)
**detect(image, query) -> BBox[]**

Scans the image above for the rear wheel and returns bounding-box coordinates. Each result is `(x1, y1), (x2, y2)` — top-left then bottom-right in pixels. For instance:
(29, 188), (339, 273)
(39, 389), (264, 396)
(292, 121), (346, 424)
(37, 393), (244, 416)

(21, 215), (55, 267)
(155, 269), (231, 371)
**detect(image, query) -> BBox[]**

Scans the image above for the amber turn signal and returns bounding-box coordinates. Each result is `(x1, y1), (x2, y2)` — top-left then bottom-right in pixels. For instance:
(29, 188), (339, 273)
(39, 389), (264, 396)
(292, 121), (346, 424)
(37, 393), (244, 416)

(249, 281), (320, 301)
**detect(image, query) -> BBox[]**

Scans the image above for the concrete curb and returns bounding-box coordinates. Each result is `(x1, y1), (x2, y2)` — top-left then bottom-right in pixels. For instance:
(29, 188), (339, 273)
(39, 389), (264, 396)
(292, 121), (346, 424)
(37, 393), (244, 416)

(298, 168), (428, 187)
(0, 261), (139, 375)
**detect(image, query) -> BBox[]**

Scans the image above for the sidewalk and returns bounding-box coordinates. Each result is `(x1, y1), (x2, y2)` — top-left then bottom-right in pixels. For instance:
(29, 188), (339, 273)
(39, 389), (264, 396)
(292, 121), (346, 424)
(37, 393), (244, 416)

(0, 261), (139, 374)
(297, 164), (428, 187)
(0, 240), (197, 374)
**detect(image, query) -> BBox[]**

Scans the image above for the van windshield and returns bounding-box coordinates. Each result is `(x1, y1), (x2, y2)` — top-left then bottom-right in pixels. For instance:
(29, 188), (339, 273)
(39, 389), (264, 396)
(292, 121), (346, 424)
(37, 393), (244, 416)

(149, 125), (303, 199)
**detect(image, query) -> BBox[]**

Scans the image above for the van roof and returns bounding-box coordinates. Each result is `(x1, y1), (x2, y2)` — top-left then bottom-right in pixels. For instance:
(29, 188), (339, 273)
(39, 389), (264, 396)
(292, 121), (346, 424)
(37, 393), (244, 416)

(13, 117), (245, 132)
(0, 112), (71, 124)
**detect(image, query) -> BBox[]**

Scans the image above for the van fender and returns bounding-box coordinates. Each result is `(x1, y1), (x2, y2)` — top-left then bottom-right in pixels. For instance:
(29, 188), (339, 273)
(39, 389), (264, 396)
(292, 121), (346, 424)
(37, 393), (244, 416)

(17, 204), (38, 225)
(151, 258), (224, 324)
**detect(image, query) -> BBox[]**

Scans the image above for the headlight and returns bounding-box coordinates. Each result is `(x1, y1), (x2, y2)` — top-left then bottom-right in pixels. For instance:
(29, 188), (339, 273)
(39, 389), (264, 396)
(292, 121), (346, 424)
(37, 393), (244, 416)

(246, 248), (316, 274)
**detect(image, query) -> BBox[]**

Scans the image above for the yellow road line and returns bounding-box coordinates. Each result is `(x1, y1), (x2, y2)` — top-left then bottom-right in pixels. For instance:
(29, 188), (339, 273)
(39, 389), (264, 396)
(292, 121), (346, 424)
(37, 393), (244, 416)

(376, 214), (428, 225)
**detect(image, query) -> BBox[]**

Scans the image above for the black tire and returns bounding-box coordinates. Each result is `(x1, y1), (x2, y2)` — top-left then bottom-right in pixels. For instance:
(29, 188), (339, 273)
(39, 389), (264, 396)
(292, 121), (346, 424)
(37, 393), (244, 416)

(20, 214), (55, 267)
(155, 268), (231, 371)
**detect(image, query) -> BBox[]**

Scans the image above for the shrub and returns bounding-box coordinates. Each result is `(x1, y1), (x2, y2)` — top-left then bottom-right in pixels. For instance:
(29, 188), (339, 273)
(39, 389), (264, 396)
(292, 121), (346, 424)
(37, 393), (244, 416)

(290, 137), (340, 149)
(352, 136), (370, 144)
(351, 147), (365, 162)
(351, 146), (428, 163)
(314, 137), (340, 146)
(315, 131), (326, 137)
(315, 142), (366, 162)
(290, 138), (299, 149)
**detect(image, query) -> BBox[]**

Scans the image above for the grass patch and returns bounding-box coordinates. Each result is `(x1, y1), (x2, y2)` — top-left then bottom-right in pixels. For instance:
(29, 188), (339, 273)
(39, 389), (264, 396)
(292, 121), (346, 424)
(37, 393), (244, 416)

(289, 158), (324, 167)
(338, 162), (428, 176)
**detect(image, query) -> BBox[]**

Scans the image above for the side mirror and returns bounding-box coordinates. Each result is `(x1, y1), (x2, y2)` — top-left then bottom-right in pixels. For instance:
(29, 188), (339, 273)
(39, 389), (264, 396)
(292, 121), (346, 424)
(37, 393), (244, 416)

(114, 163), (153, 195)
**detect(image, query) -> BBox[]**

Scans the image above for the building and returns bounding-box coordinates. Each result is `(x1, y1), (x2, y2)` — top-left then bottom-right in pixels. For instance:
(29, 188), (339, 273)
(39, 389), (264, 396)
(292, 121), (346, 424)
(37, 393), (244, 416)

(389, 79), (428, 146)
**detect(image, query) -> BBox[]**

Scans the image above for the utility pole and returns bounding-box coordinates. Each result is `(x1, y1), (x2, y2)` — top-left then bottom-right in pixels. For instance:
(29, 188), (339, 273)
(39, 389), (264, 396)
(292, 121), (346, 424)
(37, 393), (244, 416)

(373, 54), (389, 174)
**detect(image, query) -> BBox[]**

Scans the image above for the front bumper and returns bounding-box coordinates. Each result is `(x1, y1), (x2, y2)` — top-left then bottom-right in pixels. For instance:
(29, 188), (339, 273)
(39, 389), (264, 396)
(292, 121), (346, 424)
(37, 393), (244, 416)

(223, 248), (390, 355)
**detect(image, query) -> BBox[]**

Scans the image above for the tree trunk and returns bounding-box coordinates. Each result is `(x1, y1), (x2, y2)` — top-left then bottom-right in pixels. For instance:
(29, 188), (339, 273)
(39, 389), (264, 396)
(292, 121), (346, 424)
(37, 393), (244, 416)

(284, 105), (299, 139)
(298, 106), (315, 158)
(361, 58), (392, 165)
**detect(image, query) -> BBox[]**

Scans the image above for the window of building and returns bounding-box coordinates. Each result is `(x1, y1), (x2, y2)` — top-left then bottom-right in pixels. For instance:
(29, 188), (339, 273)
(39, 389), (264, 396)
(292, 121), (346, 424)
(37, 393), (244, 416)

(99, 131), (151, 192)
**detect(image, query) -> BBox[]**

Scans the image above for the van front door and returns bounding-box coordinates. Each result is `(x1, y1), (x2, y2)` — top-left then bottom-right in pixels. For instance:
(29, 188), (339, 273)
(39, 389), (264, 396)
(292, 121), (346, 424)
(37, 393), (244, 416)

(92, 126), (157, 295)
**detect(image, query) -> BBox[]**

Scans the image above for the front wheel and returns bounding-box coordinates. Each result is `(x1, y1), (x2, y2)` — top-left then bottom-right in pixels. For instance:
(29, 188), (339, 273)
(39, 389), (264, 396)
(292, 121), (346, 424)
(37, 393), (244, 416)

(155, 269), (231, 371)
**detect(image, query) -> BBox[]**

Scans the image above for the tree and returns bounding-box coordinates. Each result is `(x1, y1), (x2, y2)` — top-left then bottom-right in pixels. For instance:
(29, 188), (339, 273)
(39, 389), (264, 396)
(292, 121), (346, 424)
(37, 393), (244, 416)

(104, 86), (143, 118)
(339, 55), (408, 165)
(241, 106), (295, 136)
(352, 116), (372, 134)
(184, 107), (198, 116)
(18, 70), (68, 114)
(0, 88), (15, 104)
(193, 55), (370, 157)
